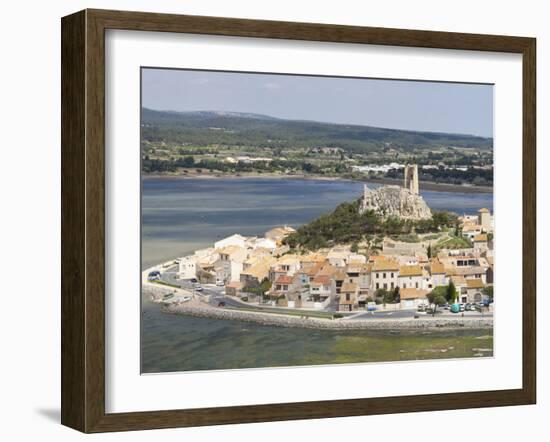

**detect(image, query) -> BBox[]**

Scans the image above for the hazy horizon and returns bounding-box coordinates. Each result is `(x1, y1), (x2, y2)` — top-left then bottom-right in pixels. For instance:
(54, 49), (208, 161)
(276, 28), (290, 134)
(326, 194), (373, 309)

(142, 68), (494, 138)
(141, 106), (493, 139)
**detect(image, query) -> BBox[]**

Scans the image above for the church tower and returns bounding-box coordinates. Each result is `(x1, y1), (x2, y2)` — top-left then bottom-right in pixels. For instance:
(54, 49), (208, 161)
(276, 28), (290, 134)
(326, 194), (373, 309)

(404, 164), (419, 195)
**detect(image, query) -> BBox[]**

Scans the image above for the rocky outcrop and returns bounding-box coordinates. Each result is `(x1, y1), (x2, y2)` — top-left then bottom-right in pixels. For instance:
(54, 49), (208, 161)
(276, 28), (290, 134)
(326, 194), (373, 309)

(359, 185), (432, 220)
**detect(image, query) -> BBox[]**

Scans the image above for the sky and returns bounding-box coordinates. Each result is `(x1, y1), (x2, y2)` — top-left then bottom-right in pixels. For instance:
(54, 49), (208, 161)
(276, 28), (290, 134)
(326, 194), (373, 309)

(142, 68), (494, 138)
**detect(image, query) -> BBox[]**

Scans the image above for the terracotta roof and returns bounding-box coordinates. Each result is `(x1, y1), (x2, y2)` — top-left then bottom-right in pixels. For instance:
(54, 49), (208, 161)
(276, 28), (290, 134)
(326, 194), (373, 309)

(217, 245), (246, 256)
(333, 269), (348, 280)
(306, 262), (325, 277)
(430, 260), (446, 274)
(398, 265), (423, 277)
(317, 264), (337, 277)
(226, 281), (243, 289)
(473, 234), (488, 242)
(400, 288), (429, 299)
(241, 258), (275, 280)
(275, 275), (293, 285)
(300, 253), (326, 264)
(311, 275), (331, 286)
(341, 282), (358, 293)
(462, 224), (482, 232)
(466, 279), (485, 289)
(450, 275), (466, 286)
(372, 259), (399, 271)
(276, 254), (300, 265)
(448, 266), (486, 276)
(478, 208), (490, 213)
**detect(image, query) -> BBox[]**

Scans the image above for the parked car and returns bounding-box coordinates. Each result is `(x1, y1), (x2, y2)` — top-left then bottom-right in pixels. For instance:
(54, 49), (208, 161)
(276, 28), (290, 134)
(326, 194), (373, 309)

(217, 301), (226, 307)
(190, 278), (198, 283)
(147, 270), (161, 281)
(195, 285), (203, 292)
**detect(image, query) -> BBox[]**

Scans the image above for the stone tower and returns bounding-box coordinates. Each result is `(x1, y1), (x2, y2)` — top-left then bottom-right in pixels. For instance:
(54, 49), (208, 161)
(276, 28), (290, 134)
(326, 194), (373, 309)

(404, 164), (419, 195)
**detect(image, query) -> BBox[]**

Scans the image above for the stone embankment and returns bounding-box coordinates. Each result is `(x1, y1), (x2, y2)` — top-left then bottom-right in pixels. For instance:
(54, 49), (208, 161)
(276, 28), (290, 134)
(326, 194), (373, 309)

(162, 300), (492, 331)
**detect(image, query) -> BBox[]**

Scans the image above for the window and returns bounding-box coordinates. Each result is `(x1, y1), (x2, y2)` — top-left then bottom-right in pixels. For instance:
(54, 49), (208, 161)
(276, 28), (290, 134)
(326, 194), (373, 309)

(376, 283), (380, 289)
(383, 273), (386, 278)
(391, 282), (394, 289)
(391, 272), (394, 278)
(346, 293), (350, 301)
(415, 282), (419, 288)
(383, 283), (387, 290)
(376, 273), (380, 279)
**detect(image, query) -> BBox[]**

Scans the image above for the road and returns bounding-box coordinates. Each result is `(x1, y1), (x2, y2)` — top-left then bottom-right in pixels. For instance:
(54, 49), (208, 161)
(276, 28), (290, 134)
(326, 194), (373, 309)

(155, 266), (492, 319)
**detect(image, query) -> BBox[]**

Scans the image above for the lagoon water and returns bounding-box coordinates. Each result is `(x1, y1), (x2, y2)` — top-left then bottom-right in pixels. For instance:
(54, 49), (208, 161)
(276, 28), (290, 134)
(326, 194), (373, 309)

(141, 177), (493, 373)
(141, 177), (493, 268)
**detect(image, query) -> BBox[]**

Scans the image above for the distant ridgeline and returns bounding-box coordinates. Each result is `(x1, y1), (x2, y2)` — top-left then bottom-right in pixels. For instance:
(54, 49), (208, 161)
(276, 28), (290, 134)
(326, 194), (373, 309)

(141, 108), (493, 152)
(284, 165), (455, 250)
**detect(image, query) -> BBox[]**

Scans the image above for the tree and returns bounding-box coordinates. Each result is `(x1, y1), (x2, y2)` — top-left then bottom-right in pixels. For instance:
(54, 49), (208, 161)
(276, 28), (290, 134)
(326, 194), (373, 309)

(454, 222), (461, 237)
(350, 242), (359, 253)
(482, 285), (494, 301)
(427, 287), (447, 316)
(427, 243), (432, 259)
(259, 277), (272, 295)
(392, 286), (400, 303)
(446, 280), (458, 303)
(181, 155), (195, 167)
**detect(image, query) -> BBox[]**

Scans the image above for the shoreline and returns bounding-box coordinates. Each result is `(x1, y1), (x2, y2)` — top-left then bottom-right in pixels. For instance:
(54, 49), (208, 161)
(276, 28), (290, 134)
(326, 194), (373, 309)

(142, 172), (493, 194)
(161, 299), (493, 331)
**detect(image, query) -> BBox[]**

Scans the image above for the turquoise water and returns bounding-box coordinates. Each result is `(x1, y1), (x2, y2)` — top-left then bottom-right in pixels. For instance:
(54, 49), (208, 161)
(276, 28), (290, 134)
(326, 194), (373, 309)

(141, 177), (493, 373)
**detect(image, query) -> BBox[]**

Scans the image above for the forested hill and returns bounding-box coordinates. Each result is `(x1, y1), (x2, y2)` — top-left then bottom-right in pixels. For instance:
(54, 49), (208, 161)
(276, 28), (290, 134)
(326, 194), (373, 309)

(141, 108), (493, 153)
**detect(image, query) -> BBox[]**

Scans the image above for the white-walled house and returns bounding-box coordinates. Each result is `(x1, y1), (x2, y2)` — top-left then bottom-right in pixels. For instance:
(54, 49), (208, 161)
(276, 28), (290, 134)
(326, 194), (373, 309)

(371, 259), (399, 291)
(397, 265), (424, 290)
(429, 259), (447, 288)
(178, 255), (197, 279)
(214, 245), (247, 284)
(214, 234), (248, 250)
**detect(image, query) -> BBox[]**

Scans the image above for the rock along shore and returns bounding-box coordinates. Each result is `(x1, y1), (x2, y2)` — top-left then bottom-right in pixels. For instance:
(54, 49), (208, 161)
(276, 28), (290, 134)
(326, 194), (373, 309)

(161, 301), (493, 331)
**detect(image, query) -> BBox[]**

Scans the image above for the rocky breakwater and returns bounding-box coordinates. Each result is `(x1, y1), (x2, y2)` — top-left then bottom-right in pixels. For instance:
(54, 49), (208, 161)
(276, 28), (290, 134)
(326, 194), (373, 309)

(162, 300), (492, 330)
(360, 185), (432, 220)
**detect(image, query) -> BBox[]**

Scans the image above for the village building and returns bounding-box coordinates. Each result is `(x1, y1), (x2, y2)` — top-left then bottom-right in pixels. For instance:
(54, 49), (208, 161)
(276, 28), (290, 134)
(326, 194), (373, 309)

(309, 275), (336, 302)
(339, 282), (358, 311)
(451, 275), (468, 303)
(239, 257), (275, 290)
(465, 278), (487, 303)
(478, 208), (493, 232)
(214, 233), (248, 250)
(398, 265), (424, 290)
(400, 288), (429, 309)
(371, 258), (399, 291)
(264, 226), (296, 245)
(214, 245), (247, 284)
(473, 233), (489, 252)
(178, 255), (197, 279)
(462, 223), (483, 240)
(429, 259), (447, 288)
(225, 281), (243, 297)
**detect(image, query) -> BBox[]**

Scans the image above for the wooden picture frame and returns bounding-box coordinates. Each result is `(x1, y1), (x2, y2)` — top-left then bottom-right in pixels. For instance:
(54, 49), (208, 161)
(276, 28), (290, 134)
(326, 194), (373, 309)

(61, 8), (536, 433)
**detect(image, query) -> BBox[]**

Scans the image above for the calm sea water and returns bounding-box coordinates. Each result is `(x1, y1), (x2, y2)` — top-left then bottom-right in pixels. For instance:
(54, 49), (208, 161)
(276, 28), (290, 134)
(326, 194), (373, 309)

(141, 177), (493, 268)
(141, 177), (493, 373)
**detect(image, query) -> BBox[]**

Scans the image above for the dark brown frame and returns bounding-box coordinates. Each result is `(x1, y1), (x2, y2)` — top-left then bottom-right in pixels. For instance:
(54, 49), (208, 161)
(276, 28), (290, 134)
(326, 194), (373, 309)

(61, 8), (536, 433)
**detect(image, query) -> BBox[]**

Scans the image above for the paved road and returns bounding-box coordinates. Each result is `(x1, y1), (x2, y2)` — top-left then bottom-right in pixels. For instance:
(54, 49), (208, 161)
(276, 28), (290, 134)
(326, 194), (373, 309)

(155, 266), (492, 318)
(349, 310), (417, 320)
